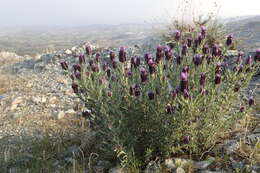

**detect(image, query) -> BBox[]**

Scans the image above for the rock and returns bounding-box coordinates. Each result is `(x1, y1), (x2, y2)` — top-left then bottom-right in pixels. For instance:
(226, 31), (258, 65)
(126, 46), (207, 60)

(11, 97), (23, 110)
(97, 160), (112, 170)
(65, 109), (76, 115)
(57, 111), (65, 119)
(231, 160), (244, 170)
(65, 49), (72, 55)
(174, 158), (193, 169)
(224, 140), (239, 154)
(32, 96), (46, 104)
(176, 167), (185, 173)
(93, 161), (112, 173)
(247, 134), (260, 144)
(145, 161), (161, 173)
(165, 158), (176, 171)
(194, 157), (215, 170)
(253, 128), (260, 134)
(199, 171), (224, 173)
(109, 167), (124, 173)
(93, 166), (105, 173)
(71, 46), (77, 52)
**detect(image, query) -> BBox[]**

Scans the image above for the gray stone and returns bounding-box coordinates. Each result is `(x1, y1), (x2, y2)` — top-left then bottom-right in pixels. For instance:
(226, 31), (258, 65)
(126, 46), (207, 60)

(231, 160), (244, 170)
(165, 158), (176, 170)
(194, 157), (215, 170)
(253, 128), (260, 134)
(57, 111), (65, 119)
(145, 161), (161, 173)
(109, 167), (124, 173)
(199, 171), (224, 173)
(176, 167), (185, 173)
(97, 160), (112, 170)
(224, 140), (239, 154)
(65, 49), (72, 55)
(247, 134), (260, 144)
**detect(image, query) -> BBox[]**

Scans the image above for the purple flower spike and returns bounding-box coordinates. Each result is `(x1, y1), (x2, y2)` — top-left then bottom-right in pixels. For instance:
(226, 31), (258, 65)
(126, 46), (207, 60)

(193, 54), (203, 66)
(181, 44), (188, 56)
(110, 51), (115, 61)
(176, 55), (182, 65)
(226, 34), (233, 46)
(82, 110), (91, 119)
(249, 96), (255, 106)
(60, 61), (68, 70)
(180, 72), (188, 92)
(91, 64), (99, 72)
(212, 44), (219, 56)
(182, 66), (190, 73)
(72, 83), (79, 94)
(79, 54), (86, 64)
(157, 45), (163, 52)
(140, 68), (148, 82)
(119, 46), (127, 63)
(246, 55), (253, 65)
(236, 55), (242, 64)
(106, 68), (111, 78)
(95, 52), (101, 62)
(201, 26), (206, 36)
(202, 44), (209, 54)
(134, 84), (141, 96)
(255, 48), (260, 61)
(200, 73), (206, 87)
(144, 53), (152, 63)
(75, 72), (81, 80)
(197, 33), (203, 45)
(215, 73), (221, 85)
(207, 55), (213, 64)
(240, 106), (245, 113)
(85, 45), (92, 55)
(175, 30), (181, 41)
(164, 46), (173, 60)
(156, 45), (164, 63)
(73, 64), (81, 72)
(187, 37), (193, 47)
(183, 136), (191, 144)
(148, 91), (155, 100)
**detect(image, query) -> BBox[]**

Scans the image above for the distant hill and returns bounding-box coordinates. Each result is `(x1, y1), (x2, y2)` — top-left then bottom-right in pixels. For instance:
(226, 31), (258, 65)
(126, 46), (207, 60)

(225, 15), (260, 52)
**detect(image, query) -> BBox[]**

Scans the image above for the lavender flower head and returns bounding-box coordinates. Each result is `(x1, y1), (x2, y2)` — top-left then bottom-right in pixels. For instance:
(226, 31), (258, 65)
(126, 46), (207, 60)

(110, 51), (115, 61)
(200, 72), (206, 87)
(180, 72), (188, 92)
(193, 54), (203, 66)
(79, 54), (86, 64)
(119, 46), (127, 63)
(201, 26), (206, 36)
(255, 48), (260, 61)
(187, 37), (193, 47)
(226, 34), (233, 46)
(181, 44), (188, 56)
(60, 61), (68, 70)
(215, 73), (221, 85)
(175, 30), (181, 41)
(85, 45), (92, 55)
(202, 44), (209, 54)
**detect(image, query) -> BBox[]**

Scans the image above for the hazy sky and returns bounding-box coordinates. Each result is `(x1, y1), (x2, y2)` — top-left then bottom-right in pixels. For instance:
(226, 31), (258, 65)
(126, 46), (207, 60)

(0, 0), (259, 27)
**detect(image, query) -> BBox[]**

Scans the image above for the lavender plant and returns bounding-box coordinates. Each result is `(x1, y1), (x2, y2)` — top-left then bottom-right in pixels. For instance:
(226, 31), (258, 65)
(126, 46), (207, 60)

(60, 29), (259, 168)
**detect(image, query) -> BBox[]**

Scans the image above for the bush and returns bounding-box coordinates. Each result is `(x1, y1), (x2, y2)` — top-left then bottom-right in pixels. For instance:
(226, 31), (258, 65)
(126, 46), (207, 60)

(60, 28), (259, 169)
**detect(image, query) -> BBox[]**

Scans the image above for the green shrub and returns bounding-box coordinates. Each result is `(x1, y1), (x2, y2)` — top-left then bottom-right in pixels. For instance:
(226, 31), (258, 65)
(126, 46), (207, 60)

(60, 30), (259, 169)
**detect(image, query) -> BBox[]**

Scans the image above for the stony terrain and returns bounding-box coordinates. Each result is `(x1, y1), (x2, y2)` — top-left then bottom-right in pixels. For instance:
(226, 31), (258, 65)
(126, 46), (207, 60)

(0, 43), (259, 172)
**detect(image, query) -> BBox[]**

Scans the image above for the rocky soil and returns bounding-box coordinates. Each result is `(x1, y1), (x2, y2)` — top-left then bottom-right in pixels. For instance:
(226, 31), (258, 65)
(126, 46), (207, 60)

(0, 43), (259, 172)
